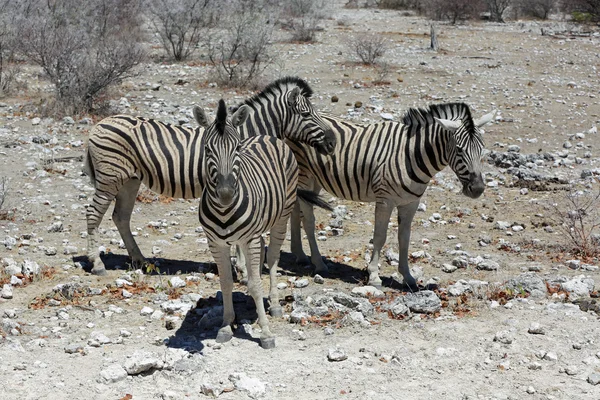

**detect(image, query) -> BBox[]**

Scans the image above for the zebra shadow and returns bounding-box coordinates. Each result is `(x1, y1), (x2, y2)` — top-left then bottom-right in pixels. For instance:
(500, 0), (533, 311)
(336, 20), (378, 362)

(273, 252), (427, 292)
(74, 254), (211, 275)
(167, 291), (264, 352)
(274, 251), (368, 285)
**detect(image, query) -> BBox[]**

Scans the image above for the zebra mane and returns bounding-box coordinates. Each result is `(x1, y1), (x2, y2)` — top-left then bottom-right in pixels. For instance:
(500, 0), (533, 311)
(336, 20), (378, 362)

(216, 99), (228, 135)
(402, 102), (475, 134)
(232, 76), (313, 112)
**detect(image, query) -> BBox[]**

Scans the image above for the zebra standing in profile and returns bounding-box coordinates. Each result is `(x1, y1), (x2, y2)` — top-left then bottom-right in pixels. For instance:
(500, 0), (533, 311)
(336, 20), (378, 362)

(195, 99), (332, 349)
(83, 77), (335, 275)
(287, 103), (495, 288)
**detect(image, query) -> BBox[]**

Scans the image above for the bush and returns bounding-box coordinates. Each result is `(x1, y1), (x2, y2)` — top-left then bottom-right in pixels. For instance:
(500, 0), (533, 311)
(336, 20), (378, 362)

(423, 0), (482, 23)
(15, 0), (145, 115)
(0, 0), (20, 96)
(548, 187), (600, 258)
(146, 0), (218, 61)
(283, 0), (328, 42)
(485, 0), (512, 22)
(563, 0), (600, 21)
(204, 1), (277, 88)
(345, 33), (389, 65)
(377, 0), (423, 9)
(516, 0), (556, 20)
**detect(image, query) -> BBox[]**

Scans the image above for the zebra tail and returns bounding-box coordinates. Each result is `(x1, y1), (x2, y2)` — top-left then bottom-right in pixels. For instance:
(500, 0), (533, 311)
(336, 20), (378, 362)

(82, 148), (96, 187)
(297, 189), (334, 211)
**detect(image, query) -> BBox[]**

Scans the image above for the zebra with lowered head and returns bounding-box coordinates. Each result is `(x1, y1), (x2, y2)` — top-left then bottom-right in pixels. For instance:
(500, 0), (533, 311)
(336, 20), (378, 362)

(287, 102), (495, 288)
(195, 99), (332, 349)
(83, 76), (335, 275)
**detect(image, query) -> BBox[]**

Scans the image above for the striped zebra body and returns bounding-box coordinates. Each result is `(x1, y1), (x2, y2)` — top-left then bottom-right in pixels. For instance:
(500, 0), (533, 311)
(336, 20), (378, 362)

(83, 77), (335, 275)
(195, 100), (301, 349)
(288, 103), (494, 288)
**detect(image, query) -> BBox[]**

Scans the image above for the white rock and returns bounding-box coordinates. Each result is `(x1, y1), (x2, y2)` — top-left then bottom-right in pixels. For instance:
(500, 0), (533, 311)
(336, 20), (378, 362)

(380, 112), (394, 120)
(99, 364), (128, 383)
(1, 284), (13, 299)
(351, 286), (384, 298)
(21, 260), (40, 275)
(294, 279), (309, 288)
(140, 306), (154, 316)
(229, 373), (267, 399)
(169, 276), (186, 288)
(124, 351), (162, 375)
(327, 347), (348, 362)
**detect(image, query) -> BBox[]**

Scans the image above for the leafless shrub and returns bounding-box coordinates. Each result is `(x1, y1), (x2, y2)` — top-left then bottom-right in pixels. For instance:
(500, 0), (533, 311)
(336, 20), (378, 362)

(283, 0), (328, 42)
(377, 0), (423, 9)
(14, 0), (145, 116)
(516, 0), (557, 19)
(0, 0), (20, 96)
(345, 33), (389, 65)
(146, 0), (218, 61)
(204, 2), (277, 88)
(547, 186), (600, 258)
(484, 0), (512, 22)
(0, 176), (11, 220)
(373, 62), (392, 84)
(423, 0), (483, 23)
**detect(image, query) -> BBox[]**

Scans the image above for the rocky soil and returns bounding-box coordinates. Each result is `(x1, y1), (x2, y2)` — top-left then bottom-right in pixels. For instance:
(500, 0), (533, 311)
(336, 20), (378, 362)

(1, 3), (600, 400)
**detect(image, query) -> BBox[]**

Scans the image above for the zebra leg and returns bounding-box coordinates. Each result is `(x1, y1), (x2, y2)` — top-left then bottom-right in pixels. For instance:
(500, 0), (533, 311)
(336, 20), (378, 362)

(299, 200), (329, 275)
(212, 244), (235, 343)
(396, 201), (419, 289)
(290, 201), (310, 265)
(244, 237), (276, 349)
(367, 201), (394, 288)
(112, 179), (146, 268)
(265, 221), (287, 318)
(234, 245), (248, 285)
(86, 191), (117, 276)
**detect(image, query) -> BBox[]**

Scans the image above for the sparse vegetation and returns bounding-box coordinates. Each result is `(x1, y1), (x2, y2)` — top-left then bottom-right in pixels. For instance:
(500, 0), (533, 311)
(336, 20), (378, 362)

(145, 0), (218, 61)
(345, 33), (389, 65)
(283, 0), (328, 42)
(203, 1), (277, 88)
(547, 186), (600, 258)
(14, 0), (146, 115)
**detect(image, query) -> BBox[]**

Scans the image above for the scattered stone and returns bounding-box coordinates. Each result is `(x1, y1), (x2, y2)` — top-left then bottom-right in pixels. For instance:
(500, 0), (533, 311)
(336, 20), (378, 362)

(351, 286), (384, 298)
(21, 260), (40, 275)
(543, 352), (558, 362)
(442, 263), (458, 273)
(476, 260), (499, 271)
(200, 383), (223, 398)
(528, 323), (545, 335)
(1, 284), (13, 299)
(560, 275), (594, 298)
(141, 306), (154, 316)
(229, 373), (267, 399)
(313, 274), (324, 284)
(276, 282), (288, 290)
(506, 273), (547, 298)
(327, 347), (348, 362)
(331, 95), (339, 103)
(99, 364), (128, 383)
(493, 330), (513, 345)
(564, 366), (578, 376)
(588, 373), (600, 385)
(124, 351), (163, 375)
(44, 247), (57, 256)
(402, 291), (441, 313)
(294, 278), (309, 289)
(64, 344), (84, 354)
(526, 386), (536, 394)
(169, 276), (186, 288)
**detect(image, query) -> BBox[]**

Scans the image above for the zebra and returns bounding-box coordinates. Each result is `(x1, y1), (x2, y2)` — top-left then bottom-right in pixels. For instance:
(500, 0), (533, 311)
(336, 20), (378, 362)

(83, 76), (335, 275)
(194, 99), (332, 349)
(287, 102), (495, 288)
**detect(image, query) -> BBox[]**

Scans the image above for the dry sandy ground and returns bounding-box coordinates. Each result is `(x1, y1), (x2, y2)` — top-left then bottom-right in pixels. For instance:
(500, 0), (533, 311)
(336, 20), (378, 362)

(1, 3), (600, 400)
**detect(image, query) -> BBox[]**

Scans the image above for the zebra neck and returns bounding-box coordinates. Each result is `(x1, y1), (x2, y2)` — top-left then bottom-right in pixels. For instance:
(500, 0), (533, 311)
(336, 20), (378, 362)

(241, 100), (285, 139)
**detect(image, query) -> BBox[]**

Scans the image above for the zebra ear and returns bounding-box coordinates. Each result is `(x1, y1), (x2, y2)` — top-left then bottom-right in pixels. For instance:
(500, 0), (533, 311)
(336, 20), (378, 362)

(287, 87), (301, 107)
(231, 105), (250, 127)
(193, 106), (210, 127)
(474, 111), (496, 128)
(434, 117), (461, 132)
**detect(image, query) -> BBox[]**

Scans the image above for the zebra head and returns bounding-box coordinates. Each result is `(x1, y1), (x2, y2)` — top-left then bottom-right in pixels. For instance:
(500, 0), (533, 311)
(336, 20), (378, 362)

(284, 83), (337, 156)
(194, 100), (250, 206)
(433, 104), (495, 199)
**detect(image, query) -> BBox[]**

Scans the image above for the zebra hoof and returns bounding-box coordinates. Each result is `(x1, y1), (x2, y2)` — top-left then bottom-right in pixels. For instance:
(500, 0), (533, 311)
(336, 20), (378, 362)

(216, 327), (233, 343)
(260, 337), (276, 349)
(368, 277), (383, 289)
(269, 306), (283, 318)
